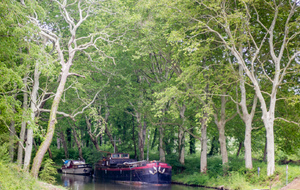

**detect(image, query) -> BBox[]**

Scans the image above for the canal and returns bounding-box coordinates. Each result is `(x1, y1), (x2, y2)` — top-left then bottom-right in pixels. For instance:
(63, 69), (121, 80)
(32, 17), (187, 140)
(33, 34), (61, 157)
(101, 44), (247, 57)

(56, 174), (211, 190)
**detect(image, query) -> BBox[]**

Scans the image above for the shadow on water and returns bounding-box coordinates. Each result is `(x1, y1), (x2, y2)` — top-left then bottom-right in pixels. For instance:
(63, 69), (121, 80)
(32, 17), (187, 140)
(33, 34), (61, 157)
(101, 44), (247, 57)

(56, 174), (211, 190)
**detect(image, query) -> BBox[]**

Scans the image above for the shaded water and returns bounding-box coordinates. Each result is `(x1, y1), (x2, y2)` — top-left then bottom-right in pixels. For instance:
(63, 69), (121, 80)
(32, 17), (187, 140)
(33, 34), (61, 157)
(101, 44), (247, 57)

(56, 174), (210, 190)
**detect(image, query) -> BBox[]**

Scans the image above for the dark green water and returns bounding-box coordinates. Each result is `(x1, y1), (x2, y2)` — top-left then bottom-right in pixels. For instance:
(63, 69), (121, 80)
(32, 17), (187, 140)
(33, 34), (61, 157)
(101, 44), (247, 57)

(56, 174), (210, 190)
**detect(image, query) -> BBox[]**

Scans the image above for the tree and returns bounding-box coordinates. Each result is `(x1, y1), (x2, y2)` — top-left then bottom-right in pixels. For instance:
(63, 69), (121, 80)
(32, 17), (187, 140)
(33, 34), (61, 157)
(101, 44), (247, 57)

(166, 0), (300, 176)
(29, 0), (118, 177)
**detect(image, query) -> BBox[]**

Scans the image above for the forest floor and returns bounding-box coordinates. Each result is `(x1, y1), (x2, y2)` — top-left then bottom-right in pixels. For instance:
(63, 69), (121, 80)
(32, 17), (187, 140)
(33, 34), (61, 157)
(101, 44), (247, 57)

(280, 177), (300, 190)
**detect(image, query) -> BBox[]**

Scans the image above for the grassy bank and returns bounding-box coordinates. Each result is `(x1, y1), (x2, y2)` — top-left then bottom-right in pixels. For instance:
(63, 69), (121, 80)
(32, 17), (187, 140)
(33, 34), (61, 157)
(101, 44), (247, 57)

(0, 161), (65, 190)
(170, 155), (300, 190)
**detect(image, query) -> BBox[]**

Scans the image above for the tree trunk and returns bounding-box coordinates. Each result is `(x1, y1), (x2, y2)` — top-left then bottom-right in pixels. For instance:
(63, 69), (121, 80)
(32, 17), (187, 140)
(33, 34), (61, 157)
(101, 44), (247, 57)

(24, 61), (40, 171)
(214, 92), (237, 166)
(132, 116), (137, 160)
(31, 61), (71, 178)
(214, 95), (228, 165)
(238, 62), (257, 169)
(218, 124), (228, 165)
(17, 79), (28, 166)
(57, 137), (61, 149)
(264, 116), (275, 176)
(85, 117), (101, 151)
(200, 116), (208, 173)
(48, 148), (52, 159)
(59, 131), (68, 158)
(138, 120), (147, 161)
(159, 126), (165, 162)
(178, 105), (186, 165)
(132, 116), (137, 159)
(147, 129), (150, 161)
(178, 128), (185, 165)
(244, 119), (252, 168)
(72, 126), (83, 160)
(236, 141), (243, 157)
(9, 120), (16, 162)
(263, 139), (267, 162)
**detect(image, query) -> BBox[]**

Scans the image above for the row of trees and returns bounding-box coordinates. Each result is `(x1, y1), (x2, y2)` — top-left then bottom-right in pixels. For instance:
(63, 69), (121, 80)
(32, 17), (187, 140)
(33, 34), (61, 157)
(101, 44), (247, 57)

(1, 0), (299, 179)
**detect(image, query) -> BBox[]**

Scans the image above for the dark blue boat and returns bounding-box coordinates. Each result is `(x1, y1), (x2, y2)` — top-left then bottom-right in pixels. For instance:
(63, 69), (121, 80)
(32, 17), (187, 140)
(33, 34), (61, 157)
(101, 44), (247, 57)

(94, 153), (172, 185)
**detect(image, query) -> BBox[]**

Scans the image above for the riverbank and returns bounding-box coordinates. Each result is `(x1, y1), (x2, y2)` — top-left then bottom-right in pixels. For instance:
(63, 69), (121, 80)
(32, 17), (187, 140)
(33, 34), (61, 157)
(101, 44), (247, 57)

(0, 161), (65, 190)
(170, 156), (300, 190)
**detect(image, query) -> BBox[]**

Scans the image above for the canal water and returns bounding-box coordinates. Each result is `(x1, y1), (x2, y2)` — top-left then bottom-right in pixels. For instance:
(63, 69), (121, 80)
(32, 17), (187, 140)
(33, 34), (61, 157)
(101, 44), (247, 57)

(56, 174), (210, 190)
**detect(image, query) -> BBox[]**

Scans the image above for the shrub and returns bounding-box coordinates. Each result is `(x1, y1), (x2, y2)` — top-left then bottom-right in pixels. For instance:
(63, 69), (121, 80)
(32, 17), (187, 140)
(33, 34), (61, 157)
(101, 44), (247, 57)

(39, 159), (58, 184)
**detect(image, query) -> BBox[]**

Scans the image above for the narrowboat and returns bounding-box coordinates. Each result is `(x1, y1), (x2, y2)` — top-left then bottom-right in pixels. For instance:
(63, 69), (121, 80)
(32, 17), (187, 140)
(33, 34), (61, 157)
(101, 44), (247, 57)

(61, 160), (93, 175)
(94, 153), (172, 185)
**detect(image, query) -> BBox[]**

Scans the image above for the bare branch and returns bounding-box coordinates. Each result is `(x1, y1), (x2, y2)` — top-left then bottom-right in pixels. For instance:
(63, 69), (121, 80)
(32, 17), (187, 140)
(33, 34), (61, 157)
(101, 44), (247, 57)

(275, 117), (300, 126)
(68, 73), (86, 78)
(39, 109), (75, 121)
(72, 78), (110, 118)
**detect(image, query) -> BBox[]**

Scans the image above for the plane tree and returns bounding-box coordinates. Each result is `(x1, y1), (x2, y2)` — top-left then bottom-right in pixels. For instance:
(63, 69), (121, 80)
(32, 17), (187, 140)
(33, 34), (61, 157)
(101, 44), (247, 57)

(162, 0), (300, 176)
(28, 0), (125, 177)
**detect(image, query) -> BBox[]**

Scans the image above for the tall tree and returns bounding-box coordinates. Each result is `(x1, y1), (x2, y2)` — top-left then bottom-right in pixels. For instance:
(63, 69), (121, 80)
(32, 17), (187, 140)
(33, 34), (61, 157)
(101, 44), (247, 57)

(165, 0), (300, 176)
(29, 0), (118, 177)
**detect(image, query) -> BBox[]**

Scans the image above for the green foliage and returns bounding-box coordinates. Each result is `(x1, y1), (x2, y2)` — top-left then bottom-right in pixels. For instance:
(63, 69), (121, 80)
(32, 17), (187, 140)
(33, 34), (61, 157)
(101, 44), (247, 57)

(39, 159), (58, 184)
(0, 162), (44, 190)
(173, 154), (300, 189)
(82, 147), (104, 165)
(0, 142), (10, 164)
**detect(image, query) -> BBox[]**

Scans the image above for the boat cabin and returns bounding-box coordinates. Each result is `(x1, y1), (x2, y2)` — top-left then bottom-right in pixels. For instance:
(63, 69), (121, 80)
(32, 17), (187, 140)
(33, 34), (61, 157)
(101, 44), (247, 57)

(97, 153), (135, 167)
(62, 160), (91, 169)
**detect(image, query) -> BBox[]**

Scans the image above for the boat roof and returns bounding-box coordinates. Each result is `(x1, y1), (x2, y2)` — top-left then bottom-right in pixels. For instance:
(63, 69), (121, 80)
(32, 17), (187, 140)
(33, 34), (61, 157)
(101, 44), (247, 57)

(64, 160), (86, 165)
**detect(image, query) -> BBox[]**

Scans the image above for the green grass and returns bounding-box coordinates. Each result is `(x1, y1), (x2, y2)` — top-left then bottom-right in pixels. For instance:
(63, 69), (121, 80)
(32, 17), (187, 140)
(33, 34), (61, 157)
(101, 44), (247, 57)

(0, 161), (65, 190)
(172, 155), (300, 190)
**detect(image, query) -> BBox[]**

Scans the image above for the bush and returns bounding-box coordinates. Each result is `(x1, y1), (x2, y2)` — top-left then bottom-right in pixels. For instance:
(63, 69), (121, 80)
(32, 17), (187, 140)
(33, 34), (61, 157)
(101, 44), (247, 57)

(39, 159), (58, 184)
(0, 143), (10, 163)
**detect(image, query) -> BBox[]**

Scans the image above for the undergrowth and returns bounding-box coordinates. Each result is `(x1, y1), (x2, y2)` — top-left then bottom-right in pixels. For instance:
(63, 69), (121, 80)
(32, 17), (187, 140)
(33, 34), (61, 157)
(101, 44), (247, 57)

(172, 154), (300, 190)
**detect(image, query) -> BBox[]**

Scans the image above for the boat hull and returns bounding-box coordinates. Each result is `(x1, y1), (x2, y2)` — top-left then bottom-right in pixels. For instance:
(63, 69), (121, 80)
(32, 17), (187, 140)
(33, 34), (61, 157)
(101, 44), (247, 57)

(62, 167), (92, 175)
(94, 162), (172, 185)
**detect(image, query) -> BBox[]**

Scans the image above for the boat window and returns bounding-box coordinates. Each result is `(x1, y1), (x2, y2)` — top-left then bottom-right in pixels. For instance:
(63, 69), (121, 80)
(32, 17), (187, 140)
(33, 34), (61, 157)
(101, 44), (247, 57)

(112, 154), (120, 158)
(122, 154), (129, 158)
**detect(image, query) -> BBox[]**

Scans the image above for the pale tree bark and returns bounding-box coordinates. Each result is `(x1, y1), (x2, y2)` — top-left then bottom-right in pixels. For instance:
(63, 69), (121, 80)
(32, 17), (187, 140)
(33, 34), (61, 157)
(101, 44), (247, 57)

(31, 62), (70, 177)
(213, 92), (236, 165)
(178, 104), (186, 165)
(17, 77), (28, 166)
(29, 0), (113, 177)
(24, 60), (40, 171)
(200, 112), (209, 173)
(191, 0), (300, 176)
(237, 64), (258, 170)
(57, 136), (61, 149)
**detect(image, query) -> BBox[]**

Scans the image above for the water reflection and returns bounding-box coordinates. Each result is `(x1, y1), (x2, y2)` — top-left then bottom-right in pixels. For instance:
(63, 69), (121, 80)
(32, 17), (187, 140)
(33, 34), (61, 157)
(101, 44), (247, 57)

(57, 174), (209, 190)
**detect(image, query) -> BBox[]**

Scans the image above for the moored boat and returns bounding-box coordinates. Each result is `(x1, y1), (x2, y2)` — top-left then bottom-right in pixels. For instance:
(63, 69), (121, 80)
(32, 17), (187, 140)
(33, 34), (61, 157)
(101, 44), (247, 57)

(61, 160), (92, 175)
(94, 153), (172, 185)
